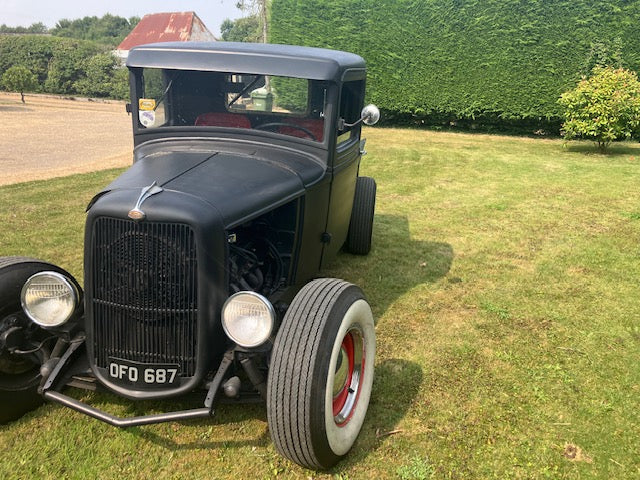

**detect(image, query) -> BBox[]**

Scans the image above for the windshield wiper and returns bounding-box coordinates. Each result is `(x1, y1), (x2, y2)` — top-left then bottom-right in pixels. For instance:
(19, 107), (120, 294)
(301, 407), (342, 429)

(228, 75), (264, 107)
(153, 75), (178, 111)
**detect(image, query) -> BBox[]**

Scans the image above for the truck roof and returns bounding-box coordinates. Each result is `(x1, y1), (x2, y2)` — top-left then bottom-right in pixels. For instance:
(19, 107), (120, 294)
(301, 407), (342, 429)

(126, 42), (367, 82)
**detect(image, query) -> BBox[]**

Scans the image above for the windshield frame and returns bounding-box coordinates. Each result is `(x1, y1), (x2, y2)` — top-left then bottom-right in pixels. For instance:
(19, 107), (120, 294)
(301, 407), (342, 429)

(131, 67), (331, 145)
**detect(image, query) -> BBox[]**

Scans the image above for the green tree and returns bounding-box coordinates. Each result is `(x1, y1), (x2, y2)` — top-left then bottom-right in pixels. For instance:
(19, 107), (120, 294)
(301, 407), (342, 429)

(2, 65), (37, 103)
(0, 35), (56, 86)
(109, 67), (130, 99)
(74, 52), (126, 98)
(235, 0), (269, 43)
(44, 39), (101, 94)
(220, 16), (261, 42)
(235, 0), (271, 91)
(559, 66), (640, 151)
(0, 22), (48, 34)
(51, 14), (139, 46)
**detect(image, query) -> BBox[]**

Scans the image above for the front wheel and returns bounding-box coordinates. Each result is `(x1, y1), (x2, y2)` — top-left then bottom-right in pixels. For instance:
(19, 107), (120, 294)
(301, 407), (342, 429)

(267, 278), (376, 469)
(0, 257), (74, 423)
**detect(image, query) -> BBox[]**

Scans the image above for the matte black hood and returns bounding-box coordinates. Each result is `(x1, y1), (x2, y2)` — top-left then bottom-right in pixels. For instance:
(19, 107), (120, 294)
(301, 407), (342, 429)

(90, 139), (326, 227)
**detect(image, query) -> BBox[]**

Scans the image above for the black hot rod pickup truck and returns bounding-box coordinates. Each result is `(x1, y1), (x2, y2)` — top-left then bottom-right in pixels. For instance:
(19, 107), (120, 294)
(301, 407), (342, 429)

(0, 42), (380, 469)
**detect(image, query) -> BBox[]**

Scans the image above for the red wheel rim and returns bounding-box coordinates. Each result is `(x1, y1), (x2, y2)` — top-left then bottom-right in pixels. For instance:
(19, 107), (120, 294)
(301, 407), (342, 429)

(331, 327), (365, 426)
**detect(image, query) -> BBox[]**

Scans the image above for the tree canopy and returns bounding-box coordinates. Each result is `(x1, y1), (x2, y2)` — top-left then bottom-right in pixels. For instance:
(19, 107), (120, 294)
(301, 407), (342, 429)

(0, 35), (128, 100)
(50, 14), (140, 46)
(2, 65), (37, 103)
(0, 23), (48, 34)
(220, 16), (261, 42)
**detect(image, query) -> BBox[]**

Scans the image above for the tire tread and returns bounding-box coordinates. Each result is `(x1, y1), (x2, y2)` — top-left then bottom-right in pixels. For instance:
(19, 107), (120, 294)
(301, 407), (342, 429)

(267, 278), (352, 469)
(346, 177), (376, 255)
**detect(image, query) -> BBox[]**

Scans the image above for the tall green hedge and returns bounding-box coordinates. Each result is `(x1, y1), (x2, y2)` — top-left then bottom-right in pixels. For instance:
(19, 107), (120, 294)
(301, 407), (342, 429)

(0, 35), (128, 99)
(270, 0), (640, 132)
(0, 35), (60, 86)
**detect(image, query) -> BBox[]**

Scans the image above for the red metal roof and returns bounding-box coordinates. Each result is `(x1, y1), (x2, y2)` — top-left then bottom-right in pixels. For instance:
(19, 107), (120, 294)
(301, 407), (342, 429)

(117, 12), (215, 51)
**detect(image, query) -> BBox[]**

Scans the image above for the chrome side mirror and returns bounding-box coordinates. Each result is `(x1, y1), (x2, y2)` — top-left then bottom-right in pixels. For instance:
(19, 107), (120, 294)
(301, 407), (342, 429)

(338, 104), (381, 131)
(361, 104), (380, 126)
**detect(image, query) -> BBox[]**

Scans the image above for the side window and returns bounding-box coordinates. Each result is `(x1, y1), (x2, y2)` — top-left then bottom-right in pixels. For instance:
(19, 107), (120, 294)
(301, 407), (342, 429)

(337, 80), (365, 146)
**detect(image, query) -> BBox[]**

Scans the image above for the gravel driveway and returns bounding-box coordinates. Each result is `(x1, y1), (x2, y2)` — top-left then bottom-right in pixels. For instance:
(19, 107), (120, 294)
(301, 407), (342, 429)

(0, 93), (133, 186)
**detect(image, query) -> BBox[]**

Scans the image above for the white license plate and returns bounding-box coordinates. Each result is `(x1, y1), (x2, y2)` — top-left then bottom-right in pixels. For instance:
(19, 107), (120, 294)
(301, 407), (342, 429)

(108, 358), (180, 387)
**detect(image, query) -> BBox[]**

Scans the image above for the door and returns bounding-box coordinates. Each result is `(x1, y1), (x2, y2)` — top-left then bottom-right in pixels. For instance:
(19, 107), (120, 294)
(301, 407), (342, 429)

(322, 79), (366, 265)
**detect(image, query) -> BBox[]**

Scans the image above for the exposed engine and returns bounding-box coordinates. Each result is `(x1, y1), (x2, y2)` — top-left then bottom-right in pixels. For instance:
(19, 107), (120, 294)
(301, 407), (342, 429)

(229, 237), (282, 296)
(227, 202), (296, 297)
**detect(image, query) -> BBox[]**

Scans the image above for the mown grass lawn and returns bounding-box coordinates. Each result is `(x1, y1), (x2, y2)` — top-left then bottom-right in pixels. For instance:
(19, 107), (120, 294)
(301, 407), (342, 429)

(1, 128), (639, 479)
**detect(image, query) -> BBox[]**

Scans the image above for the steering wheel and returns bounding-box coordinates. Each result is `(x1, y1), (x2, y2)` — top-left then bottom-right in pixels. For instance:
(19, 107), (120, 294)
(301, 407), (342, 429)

(254, 122), (317, 141)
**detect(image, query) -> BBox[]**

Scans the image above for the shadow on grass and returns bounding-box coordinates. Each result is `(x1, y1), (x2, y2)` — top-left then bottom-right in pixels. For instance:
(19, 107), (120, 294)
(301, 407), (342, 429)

(118, 362), (424, 456)
(119, 360), (422, 464)
(111, 358), (423, 456)
(128, 402), (272, 450)
(323, 215), (452, 471)
(41, 388), (271, 450)
(329, 358), (423, 472)
(332, 214), (454, 317)
(562, 142), (640, 156)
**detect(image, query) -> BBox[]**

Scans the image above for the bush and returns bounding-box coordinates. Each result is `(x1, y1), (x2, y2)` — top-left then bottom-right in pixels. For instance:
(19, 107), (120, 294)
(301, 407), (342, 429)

(0, 35), (56, 87)
(44, 39), (102, 94)
(558, 66), (640, 150)
(109, 68), (130, 100)
(0, 35), (128, 100)
(74, 52), (128, 99)
(2, 65), (37, 103)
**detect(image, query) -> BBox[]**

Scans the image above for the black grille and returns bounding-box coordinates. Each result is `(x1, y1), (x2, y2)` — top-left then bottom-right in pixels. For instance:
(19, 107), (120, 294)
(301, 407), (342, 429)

(91, 217), (198, 377)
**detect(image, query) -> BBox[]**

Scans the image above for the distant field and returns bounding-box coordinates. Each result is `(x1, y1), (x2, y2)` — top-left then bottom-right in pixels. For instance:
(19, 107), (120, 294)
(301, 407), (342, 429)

(0, 126), (639, 479)
(0, 93), (132, 186)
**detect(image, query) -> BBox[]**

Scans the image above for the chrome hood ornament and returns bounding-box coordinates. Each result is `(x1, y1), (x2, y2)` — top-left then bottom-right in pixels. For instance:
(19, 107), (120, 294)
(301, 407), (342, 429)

(128, 181), (163, 221)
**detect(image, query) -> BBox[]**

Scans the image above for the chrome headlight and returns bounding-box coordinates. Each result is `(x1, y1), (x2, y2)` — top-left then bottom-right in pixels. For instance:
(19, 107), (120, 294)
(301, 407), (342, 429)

(21, 271), (79, 327)
(221, 291), (275, 348)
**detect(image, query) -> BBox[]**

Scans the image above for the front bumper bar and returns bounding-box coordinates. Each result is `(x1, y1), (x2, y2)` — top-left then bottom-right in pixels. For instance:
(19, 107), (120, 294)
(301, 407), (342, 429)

(42, 336), (235, 427)
(43, 391), (212, 427)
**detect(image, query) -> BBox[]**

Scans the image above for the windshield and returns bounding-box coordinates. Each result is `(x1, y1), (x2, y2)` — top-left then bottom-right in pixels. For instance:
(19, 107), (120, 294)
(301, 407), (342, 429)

(136, 68), (327, 142)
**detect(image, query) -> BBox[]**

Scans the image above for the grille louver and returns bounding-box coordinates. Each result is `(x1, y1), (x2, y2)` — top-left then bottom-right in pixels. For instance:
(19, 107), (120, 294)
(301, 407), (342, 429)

(91, 218), (198, 377)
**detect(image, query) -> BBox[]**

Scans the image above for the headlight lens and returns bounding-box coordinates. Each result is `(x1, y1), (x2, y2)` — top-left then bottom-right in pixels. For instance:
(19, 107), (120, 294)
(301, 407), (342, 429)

(221, 291), (275, 348)
(21, 272), (78, 327)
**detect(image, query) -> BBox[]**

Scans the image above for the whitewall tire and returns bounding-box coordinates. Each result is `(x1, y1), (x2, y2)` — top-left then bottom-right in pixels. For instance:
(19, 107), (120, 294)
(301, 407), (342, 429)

(267, 278), (376, 469)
